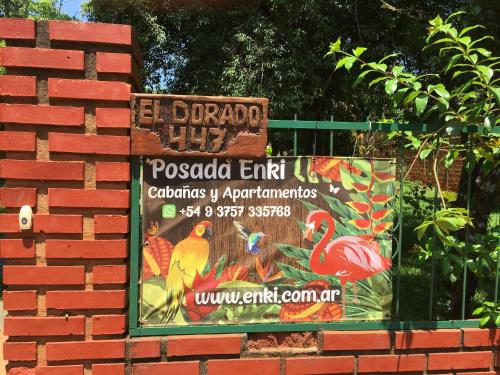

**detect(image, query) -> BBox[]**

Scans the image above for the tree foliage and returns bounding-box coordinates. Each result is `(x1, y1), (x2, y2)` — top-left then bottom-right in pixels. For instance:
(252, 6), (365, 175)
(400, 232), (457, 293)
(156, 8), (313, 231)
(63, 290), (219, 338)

(84, 0), (499, 121)
(1, 0), (73, 19)
(330, 12), (499, 323)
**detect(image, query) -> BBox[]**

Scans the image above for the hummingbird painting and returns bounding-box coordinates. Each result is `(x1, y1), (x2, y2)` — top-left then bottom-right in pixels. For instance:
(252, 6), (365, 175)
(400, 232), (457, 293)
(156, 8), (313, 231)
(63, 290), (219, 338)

(233, 221), (266, 254)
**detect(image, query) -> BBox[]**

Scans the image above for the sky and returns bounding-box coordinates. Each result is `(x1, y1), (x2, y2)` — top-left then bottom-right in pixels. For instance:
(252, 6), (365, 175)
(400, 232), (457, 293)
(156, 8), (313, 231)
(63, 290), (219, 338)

(61, 0), (85, 20)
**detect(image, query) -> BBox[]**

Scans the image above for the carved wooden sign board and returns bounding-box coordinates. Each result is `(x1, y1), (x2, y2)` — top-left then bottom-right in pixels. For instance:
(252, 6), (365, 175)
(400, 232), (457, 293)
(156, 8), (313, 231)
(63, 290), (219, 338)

(130, 94), (268, 157)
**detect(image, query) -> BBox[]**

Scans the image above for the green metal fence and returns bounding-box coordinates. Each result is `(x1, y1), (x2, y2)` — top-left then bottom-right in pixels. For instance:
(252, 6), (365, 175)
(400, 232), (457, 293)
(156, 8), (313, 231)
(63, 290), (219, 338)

(128, 119), (500, 336)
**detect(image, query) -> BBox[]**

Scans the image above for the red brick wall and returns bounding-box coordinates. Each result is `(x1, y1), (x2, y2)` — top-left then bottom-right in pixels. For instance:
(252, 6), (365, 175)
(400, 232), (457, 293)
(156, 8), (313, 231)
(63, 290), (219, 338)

(0, 18), (138, 374)
(1, 17), (499, 375)
(404, 153), (464, 192)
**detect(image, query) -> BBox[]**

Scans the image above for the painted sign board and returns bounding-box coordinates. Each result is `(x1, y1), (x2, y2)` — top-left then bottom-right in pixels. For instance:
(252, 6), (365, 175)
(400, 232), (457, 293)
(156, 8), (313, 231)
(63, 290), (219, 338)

(131, 94), (268, 157)
(139, 156), (395, 327)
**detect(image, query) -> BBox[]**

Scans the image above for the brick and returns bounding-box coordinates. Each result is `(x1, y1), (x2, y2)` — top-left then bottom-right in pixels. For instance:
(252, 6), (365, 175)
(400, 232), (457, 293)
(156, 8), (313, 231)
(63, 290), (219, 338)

(285, 357), (353, 375)
(49, 133), (129, 155)
(95, 107), (130, 128)
(92, 315), (126, 335)
(8, 368), (36, 375)
(94, 215), (129, 234)
(49, 188), (130, 209)
(428, 351), (491, 371)
(0, 160), (84, 180)
(0, 214), (82, 233)
(33, 214), (83, 234)
(133, 362), (199, 375)
(457, 373), (497, 375)
(46, 239), (128, 259)
(0, 76), (36, 97)
(357, 354), (425, 373)
(96, 52), (132, 74)
(0, 104), (84, 126)
(3, 290), (37, 311)
(463, 328), (500, 347)
(0, 239), (35, 258)
(3, 342), (37, 361)
(48, 78), (130, 101)
(322, 330), (391, 351)
(93, 265), (127, 285)
(0, 131), (36, 151)
(96, 162), (130, 181)
(36, 366), (83, 375)
(130, 338), (161, 359)
(49, 20), (133, 45)
(92, 363), (125, 375)
(46, 290), (126, 309)
(0, 187), (37, 206)
(208, 359), (279, 375)
(4, 266), (85, 286)
(394, 329), (461, 349)
(0, 47), (83, 70)
(4, 316), (84, 336)
(167, 334), (242, 357)
(46, 340), (125, 361)
(0, 18), (35, 40)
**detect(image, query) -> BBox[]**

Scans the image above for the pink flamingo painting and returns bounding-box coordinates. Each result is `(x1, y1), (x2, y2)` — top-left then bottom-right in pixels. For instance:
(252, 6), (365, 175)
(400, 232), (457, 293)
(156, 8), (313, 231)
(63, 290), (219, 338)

(303, 210), (391, 315)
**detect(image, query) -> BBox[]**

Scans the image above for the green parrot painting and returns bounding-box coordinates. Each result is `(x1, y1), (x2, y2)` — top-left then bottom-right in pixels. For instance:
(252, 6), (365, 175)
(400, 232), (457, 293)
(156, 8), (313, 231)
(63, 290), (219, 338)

(233, 221), (267, 254)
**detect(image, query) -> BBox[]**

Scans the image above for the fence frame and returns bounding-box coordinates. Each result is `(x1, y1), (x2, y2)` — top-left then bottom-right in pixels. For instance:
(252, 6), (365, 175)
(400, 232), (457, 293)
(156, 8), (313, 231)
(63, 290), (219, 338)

(128, 119), (499, 336)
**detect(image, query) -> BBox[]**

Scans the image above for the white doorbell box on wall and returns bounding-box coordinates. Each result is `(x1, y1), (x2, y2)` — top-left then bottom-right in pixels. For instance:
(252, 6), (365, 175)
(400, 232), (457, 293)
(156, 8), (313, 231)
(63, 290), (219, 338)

(19, 205), (33, 230)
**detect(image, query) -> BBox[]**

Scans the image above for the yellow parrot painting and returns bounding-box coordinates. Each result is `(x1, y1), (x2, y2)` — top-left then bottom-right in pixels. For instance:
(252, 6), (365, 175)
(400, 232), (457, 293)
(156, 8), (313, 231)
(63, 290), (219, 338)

(163, 220), (213, 323)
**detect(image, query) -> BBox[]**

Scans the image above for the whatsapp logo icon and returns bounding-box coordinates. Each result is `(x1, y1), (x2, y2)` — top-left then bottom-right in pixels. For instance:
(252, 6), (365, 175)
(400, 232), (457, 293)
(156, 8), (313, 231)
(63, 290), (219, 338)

(161, 204), (176, 219)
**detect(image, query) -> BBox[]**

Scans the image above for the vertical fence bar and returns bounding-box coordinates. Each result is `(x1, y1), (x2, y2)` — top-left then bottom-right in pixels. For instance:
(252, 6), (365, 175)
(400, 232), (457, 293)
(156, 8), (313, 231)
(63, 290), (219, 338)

(129, 156), (141, 330)
(461, 136), (473, 320)
(495, 229), (500, 308)
(429, 136), (439, 321)
(395, 138), (404, 319)
(293, 114), (298, 156)
(330, 116), (334, 156)
(495, 213), (500, 309)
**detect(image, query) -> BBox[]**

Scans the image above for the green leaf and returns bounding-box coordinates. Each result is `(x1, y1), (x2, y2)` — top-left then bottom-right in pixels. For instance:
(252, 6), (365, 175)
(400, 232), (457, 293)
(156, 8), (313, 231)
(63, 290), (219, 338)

(477, 65), (493, 83)
(472, 306), (485, 315)
(368, 76), (388, 87)
(384, 79), (397, 95)
(444, 54), (462, 72)
(429, 15), (443, 26)
(419, 148), (432, 160)
(335, 56), (356, 71)
(434, 84), (450, 99)
(328, 37), (341, 54)
(393, 88), (409, 105)
(415, 95), (428, 117)
(445, 11), (465, 22)
(459, 25), (484, 37)
(353, 46), (367, 57)
(392, 65), (404, 77)
(352, 69), (374, 87)
(378, 53), (400, 64)
(452, 70), (471, 80)
(475, 48), (491, 57)
(444, 151), (457, 168)
(458, 36), (471, 46)
(367, 62), (387, 72)
(402, 91), (420, 105)
(490, 86), (500, 105)
(479, 315), (491, 327)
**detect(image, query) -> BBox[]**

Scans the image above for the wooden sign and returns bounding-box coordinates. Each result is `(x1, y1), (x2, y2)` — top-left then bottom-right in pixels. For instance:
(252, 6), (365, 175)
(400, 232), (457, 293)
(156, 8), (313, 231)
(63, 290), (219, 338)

(130, 94), (268, 157)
